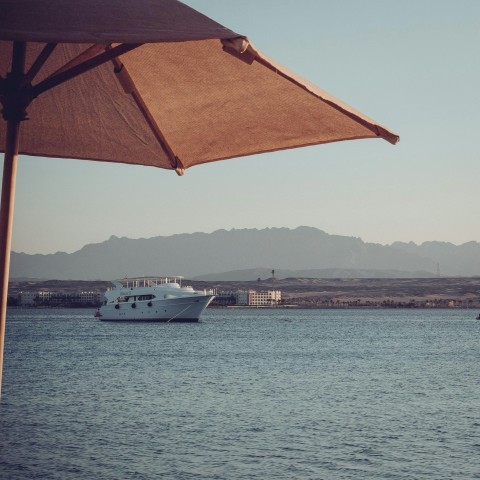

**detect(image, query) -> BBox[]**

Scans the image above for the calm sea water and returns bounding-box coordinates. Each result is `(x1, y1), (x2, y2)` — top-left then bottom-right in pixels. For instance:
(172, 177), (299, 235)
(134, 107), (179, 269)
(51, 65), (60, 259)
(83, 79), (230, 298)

(1, 308), (479, 479)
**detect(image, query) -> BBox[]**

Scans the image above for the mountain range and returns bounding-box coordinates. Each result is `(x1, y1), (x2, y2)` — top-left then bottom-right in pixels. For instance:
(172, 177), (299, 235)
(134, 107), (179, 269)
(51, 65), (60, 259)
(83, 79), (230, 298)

(10, 226), (480, 280)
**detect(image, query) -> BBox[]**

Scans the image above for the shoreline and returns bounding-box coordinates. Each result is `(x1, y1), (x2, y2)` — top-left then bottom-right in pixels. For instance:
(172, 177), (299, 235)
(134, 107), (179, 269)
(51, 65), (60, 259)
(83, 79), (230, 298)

(8, 276), (480, 309)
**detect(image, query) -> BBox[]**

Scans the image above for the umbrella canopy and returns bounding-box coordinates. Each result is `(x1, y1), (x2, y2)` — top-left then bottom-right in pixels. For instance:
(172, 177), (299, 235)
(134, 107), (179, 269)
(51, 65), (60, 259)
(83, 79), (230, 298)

(1, 0), (398, 174)
(0, 0), (398, 396)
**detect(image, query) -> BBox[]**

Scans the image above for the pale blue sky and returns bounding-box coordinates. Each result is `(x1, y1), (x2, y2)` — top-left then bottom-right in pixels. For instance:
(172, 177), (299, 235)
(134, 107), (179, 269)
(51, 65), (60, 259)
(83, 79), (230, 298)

(7, 0), (480, 254)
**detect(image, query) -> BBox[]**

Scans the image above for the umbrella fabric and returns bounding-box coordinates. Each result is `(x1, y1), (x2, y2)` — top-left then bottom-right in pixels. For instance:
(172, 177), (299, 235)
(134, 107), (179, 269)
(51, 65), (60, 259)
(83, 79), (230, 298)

(1, 0), (398, 176)
(0, 0), (237, 43)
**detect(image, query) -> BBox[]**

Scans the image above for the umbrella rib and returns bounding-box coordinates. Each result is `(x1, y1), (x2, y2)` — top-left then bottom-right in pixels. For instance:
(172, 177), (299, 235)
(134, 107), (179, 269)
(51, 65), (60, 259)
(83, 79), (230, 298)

(111, 55), (185, 175)
(30, 43), (142, 98)
(222, 40), (398, 145)
(45, 44), (108, 79)
(253, 55), (398, 145)
(21, 43), (57, 87)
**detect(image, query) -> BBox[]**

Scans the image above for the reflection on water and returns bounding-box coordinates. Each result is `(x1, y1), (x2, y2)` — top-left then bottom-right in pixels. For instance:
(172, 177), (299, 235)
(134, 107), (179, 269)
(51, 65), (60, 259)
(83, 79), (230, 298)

(1, 308), (479, 479)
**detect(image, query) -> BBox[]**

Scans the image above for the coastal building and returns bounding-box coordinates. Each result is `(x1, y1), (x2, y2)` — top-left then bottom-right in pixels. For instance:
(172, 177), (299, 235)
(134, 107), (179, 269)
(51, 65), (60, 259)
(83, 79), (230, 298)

(249, 289), (281, 306)
(38, 290), (53, 302)
(17, 290), (103, 307)
(80, 291), (103, 304)
(17, 290), (54, 306)
(214, 291), (238, 306)
(17, 291), (37, 306)
(236, 291), (249, 305)
(236, 289), (282, 306)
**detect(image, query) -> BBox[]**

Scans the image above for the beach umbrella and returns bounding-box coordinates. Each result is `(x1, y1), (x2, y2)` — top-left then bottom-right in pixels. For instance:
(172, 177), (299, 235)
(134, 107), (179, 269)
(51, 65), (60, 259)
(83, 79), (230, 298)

(0, 0), (399, 396)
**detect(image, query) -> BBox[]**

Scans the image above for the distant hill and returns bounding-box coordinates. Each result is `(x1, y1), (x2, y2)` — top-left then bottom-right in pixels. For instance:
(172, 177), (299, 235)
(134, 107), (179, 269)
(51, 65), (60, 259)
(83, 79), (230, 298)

(10, 226), (480, 280)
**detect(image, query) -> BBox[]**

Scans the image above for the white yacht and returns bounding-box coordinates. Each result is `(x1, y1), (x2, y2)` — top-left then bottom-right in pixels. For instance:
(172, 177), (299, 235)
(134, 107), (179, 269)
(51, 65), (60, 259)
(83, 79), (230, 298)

(95, 277), (215, 322)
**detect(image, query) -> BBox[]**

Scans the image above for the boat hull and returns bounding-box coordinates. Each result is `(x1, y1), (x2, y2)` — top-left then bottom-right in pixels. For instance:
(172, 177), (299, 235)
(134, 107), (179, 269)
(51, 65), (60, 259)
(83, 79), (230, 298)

(98, 295), (214, 322)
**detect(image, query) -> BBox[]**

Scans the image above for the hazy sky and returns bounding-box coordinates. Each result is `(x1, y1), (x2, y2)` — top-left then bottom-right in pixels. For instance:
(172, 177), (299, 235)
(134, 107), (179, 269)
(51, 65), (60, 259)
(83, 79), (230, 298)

(6, 0), (480, 254)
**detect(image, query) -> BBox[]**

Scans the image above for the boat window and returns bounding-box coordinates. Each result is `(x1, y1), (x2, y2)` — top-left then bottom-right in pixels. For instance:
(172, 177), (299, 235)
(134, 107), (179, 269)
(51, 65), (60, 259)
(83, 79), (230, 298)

(137, 294), (155, 301)
(118, 296), (129, 303)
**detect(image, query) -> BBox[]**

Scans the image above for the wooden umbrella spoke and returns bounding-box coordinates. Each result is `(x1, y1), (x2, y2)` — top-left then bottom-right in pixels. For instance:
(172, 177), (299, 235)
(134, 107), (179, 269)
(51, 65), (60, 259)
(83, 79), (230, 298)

(111, 55), (185, 175)
(21, 43), (57, 87)
(31, 43), (142, 98)
(45, 43), (107, 79)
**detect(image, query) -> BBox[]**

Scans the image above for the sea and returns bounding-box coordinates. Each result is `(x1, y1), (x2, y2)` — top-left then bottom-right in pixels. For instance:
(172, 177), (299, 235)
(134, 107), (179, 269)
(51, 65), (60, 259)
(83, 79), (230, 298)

(0, 308), (479, 480)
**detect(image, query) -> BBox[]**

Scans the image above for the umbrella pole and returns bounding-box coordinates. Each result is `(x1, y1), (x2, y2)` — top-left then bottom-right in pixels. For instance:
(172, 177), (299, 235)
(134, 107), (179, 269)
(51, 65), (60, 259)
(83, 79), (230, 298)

(0, 41), (25, 399)
(0, 119), (20, 399)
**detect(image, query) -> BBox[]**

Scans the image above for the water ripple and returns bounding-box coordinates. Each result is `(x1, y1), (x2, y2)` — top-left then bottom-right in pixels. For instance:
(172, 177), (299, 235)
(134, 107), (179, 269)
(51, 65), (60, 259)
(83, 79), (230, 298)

(1, 308), (479, 479)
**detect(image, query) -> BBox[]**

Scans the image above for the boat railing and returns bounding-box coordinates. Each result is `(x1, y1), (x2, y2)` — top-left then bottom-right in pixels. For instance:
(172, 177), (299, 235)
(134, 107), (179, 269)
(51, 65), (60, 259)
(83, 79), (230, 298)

(106, 278), (215, 296)
(114, 276), (185, 288)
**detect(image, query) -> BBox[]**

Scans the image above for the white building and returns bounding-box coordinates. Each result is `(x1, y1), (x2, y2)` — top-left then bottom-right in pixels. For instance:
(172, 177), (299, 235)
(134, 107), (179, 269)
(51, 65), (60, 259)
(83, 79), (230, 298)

(80, 291), (103, 304)
(17, 290), (103, 306)
(18, 291), (37, 306)
(236, 289), (281, 306)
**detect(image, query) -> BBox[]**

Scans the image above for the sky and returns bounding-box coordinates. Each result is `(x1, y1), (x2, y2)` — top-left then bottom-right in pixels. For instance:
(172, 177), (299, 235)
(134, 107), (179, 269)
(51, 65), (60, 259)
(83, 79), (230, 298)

(5, 0), (480, 254)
